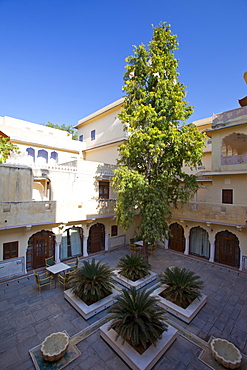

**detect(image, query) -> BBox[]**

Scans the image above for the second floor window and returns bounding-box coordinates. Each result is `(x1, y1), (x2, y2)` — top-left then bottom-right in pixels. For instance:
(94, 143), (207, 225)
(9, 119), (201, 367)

(91, 130), (96, 140)
(222, 189), (233, 204)
(99, 181), (109, 199)
(79, 135), (83, 142)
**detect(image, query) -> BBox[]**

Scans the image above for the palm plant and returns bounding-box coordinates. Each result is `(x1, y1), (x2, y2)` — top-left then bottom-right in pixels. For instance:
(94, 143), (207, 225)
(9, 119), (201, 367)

(159, 266), (204, 308)
(68, 258), (115, 305)
(108, 287), (167, 351)
(116, 254), (151, 281)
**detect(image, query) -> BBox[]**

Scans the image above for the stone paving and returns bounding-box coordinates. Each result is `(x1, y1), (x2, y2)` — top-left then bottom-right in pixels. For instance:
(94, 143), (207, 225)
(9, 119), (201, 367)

(0, 246), (247, 370)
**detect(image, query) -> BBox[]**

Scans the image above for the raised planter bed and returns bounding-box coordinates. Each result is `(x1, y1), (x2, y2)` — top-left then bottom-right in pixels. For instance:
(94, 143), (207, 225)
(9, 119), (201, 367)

(113, 270), (157, 290)
(210, 338), (242, 369)
(64, 288), (119, 320)
(151, 284), (207, 323)
(41, 332), (69, 362)
(100, 320), (178, 370)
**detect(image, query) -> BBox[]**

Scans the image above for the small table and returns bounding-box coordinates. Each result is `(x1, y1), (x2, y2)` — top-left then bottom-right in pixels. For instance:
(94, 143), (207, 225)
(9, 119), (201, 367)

(46, 262), (70, 287)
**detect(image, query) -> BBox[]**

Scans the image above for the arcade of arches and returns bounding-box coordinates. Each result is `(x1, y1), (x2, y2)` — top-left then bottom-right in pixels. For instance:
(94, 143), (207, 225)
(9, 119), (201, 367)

(168, 223), (240, 269)
(26, 223), (107, 271)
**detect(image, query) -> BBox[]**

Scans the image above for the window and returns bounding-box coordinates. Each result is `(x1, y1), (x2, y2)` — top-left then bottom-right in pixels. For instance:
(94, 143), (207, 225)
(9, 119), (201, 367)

(37, 149), (48, 163)
(50, 151), (58, 162)
(3, 241), (18, 259)
(99, 181), (109, 199)
(79, 135), (84, 142)
(111, 225), (118, 237)
(26, 147), (35, 161)
(91, 130), (96, 141)
(222, 189), (233, 204)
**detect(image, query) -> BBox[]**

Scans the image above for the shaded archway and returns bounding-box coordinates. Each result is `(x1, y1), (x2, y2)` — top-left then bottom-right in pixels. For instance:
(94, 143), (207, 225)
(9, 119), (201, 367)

(26, 230), (55, 270)
(87, 223), (105, 254)
(168, 223), (185, 252)
(60, 227), (83, 260)
(189, 226), (210, 259)
(215, 230), (240, 268)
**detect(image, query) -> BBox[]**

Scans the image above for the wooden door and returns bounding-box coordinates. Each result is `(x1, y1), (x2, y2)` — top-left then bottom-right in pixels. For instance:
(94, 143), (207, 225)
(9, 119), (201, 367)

(88, 223), (105, 254)
(33, 236), (50, 269)
(215, 231), (240, 268)
(27, 230), (55, 270)
(168, 223), (185, 252)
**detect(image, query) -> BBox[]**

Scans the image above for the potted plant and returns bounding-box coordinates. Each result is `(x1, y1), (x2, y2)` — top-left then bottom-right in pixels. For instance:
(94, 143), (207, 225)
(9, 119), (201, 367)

(151, 266), (207, 323)
(100, 287), (178, 370)
(64, 258), (118, 319)
(113, 254), (157, 289)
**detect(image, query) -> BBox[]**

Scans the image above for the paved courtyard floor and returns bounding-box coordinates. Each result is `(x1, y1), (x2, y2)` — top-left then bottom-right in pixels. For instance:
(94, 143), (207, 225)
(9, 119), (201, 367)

(0, 246), (247, 370)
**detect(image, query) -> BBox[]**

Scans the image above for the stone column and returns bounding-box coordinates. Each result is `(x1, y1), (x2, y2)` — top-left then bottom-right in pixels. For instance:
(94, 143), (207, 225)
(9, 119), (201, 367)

(105, 233), (109, 251)
(209, 240), (215, 262)
(239, 248), (242, 271)
(55, 232), (62, 263)
(83, 236), (88, 257)
(184, 236), (189, 255)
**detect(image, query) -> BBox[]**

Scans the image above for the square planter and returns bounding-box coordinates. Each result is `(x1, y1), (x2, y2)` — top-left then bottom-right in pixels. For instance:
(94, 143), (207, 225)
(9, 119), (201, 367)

(64, 288), (119, 320)
(113, 270), (157, 290)
(151, 285), (207, 323)
(100, 320), (178, 370)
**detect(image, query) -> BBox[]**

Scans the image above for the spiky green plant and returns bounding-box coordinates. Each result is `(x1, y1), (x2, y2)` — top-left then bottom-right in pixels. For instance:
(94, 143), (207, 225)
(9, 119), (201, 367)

(108, 287), (167, 350)
(68, 258), (115, 304)
(159, 266), (204, 307)
(117, 254), (151, 281)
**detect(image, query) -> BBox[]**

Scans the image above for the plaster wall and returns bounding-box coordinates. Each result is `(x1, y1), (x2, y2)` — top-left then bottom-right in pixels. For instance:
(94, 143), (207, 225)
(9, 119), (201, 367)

(84, 143), (123, 164)
(0, 165), (33, 201)
(207, 174), (247, 204)
(78, 107), (124, 146)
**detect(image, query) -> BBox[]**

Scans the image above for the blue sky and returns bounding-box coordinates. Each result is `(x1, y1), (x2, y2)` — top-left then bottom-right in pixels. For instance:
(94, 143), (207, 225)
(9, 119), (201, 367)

(0, 0), (246, 128)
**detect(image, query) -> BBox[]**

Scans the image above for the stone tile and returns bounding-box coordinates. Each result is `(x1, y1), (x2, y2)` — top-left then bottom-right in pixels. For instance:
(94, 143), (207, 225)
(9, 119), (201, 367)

(0, 334), (17, 352)
(154, 356), (178, 370)
(105, 354), (131, 370)
(0, 345), (21, 369)
(16, 325), (36, 343)
(15, 313), (35, 330)
(92, 337), (114, 362)
(234, 314), (247, 331)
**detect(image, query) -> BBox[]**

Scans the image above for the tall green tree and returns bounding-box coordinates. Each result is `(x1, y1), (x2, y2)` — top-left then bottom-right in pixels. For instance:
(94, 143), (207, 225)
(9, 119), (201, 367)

(0, 136), (20, 163)
(112, 22), (205, 261)
(43, 122), (78, 140)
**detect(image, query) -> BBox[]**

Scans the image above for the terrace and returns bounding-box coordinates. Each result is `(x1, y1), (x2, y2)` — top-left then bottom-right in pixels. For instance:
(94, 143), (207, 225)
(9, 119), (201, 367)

(0, 246), (247, 369)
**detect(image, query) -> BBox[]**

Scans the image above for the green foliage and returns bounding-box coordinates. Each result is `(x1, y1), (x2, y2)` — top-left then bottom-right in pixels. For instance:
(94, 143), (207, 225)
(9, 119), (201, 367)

(109, 287), (167, 349)
(68, 258), (115, 304)
(112, 22), (205, 253)
(43, 121), (78, 140)
(159, 266), (204, 306)
(117, 253), (151, 281)
(0, 136), (20, 163)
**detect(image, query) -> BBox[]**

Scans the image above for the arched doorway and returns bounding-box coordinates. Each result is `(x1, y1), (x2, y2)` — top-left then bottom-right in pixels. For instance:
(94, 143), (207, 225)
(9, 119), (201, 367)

(60, 227), (83, 261)
(189, 226), (210, 259)
(168, 223), (185, 252)
(87, 223), (105, 254)
(215, 230), (240, 268)
(26, 230), (56, 270)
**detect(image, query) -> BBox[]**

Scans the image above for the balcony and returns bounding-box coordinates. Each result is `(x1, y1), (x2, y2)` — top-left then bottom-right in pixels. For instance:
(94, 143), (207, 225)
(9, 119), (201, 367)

(1, 199), (117, 229)
(1, 201), (56, 229)
(171, 201), (247, 227)
(221, 154), (247, 165)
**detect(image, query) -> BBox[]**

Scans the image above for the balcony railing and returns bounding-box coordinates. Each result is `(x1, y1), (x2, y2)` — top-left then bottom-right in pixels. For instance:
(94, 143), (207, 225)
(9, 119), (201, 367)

(221, 154), (247, 165)
(0, 201), (56, 229)
(1, 199), (117, 229)
(171, 201), (247, 226)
